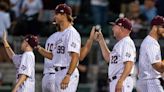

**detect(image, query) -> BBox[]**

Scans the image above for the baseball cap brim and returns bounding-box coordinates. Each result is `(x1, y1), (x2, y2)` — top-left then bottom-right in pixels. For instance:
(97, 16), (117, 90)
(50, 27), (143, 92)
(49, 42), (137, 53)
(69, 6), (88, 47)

(109, 22), (116, 25)
(152, 23), (164, 28)
(108, 18), (132, 31)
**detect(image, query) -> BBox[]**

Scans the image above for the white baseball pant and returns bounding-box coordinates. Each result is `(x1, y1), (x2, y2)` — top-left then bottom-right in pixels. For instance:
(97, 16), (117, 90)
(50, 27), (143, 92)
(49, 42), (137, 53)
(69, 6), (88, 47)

(109, 76), (134, 92)
(42, 68), (79, 92)
(136, 79), (164, 92)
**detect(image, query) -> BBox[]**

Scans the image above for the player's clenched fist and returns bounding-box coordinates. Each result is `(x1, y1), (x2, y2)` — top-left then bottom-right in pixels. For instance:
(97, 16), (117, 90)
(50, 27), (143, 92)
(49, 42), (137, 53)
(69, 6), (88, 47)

(95, 30), (104, 42)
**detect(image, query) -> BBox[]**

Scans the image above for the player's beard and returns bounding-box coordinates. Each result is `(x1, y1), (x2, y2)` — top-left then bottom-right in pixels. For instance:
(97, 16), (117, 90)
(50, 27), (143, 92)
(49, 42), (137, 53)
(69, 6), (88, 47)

(55, 24), (61, 31)
(162, 33), (164, 37)
(113, 31), (119, 40)
(113, 35), (116, 39)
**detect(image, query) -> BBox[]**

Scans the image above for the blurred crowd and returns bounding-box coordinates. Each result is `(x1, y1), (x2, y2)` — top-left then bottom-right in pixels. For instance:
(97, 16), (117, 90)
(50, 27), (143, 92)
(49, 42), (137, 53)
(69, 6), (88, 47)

(0, 0), (163, 38)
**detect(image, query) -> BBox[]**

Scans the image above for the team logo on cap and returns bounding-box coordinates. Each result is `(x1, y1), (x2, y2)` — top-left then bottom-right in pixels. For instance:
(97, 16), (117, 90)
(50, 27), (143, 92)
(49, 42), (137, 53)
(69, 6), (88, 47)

(118, 23), (122, 26)
(60, 10), (64, 13)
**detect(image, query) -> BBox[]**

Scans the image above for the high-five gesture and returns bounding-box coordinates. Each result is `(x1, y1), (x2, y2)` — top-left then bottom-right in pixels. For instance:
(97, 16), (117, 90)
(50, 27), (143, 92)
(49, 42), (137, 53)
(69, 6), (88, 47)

(79, 26), (97, 61)
(95, 30), (104, 42)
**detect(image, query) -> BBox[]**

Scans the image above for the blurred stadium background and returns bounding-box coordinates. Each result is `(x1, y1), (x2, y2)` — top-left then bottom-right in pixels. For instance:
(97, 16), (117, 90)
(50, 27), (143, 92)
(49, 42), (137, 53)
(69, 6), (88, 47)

(0, 0), (164, 92)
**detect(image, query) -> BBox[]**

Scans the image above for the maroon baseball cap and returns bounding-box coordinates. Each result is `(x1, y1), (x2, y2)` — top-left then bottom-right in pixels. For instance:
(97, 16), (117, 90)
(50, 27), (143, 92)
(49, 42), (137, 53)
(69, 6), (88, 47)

(55, 4), (72, 16)
(110, 18), (132, 31)
(151, 15), (164, 28)
(24, 35), (39, 49)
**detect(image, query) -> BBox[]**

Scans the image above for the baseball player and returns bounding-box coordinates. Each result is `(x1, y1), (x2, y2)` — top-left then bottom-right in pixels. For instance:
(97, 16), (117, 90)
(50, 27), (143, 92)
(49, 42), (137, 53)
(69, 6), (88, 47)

(39, 24), (95, 92)
(137, 15), (164, 92)
(39, 26), (95, 92)
(96, 18), (136, 92)
(37, 4), (81, 92)
(2, 31), (38, 92)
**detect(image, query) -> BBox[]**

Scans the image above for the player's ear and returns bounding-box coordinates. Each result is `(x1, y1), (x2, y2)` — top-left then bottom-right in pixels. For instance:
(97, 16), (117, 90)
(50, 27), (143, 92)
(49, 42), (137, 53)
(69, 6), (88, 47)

(119, 26), (123, 32)
(152, 25), (158, 31)
(25, 41), (29, 48)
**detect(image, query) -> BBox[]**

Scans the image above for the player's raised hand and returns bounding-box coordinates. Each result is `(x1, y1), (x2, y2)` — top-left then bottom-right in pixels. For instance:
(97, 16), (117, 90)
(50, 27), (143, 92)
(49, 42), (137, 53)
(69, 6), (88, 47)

(2, 31), (7, 42)
(60, 75), (70, 90)
(89, 26), (96, 40)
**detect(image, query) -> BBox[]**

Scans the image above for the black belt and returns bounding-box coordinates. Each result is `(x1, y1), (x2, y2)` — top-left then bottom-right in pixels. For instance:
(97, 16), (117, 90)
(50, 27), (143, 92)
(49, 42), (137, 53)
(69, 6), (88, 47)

(49, 73), (55, 74)
(158, 77), (164, 89)
(46, 67), (67, 75)
(109, 74), (131, 82)
(54, 67), (66, 72)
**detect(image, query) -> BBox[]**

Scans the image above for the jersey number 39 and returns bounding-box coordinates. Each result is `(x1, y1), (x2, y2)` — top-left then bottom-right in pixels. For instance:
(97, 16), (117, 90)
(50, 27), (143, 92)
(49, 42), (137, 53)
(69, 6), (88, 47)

(57, 46), (65, 54)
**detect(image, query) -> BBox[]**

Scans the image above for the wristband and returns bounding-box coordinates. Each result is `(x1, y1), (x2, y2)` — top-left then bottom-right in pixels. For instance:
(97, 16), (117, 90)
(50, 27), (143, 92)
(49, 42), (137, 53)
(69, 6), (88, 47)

(5, 46), (10, 48)
(66, 73), (71, 76)
(4, 44), (10, 48)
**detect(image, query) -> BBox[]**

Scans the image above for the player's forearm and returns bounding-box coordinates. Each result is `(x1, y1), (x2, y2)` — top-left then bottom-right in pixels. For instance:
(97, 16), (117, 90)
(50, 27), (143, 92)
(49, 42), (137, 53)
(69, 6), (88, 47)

(152, 61), (164, 73)
(37, 46), (53, 60)
(119, 61), (133, 82)
(80, 39), (93, 61)
(158, 62), (164, 73)
(3, 40), (15, 59)
(99, 39), (110, 62)
(162, 60), (164, 72)
(77, 64), (87, 72)
(14, 74), (28, 90)
(66, 52), (79, 76)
